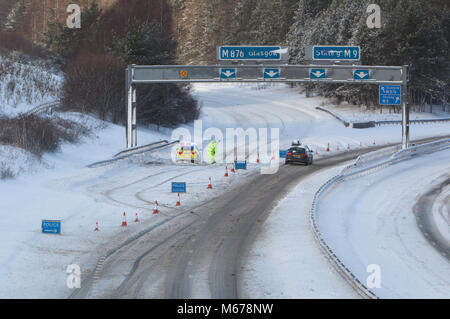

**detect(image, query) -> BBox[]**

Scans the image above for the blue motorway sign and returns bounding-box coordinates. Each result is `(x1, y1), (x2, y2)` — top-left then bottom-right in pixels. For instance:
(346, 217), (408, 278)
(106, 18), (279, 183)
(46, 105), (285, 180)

(313, 46), (360, 61)
(353, 70), (370, 80)
(310, 69), (326, 79)
(220, 68), (236, 79)
(172, 182), (187, 193)
(264, 68), (280, 79)
(235, 161), (247, 170)
(279, 150), (288, 158)
(379, 85), (402, 105)
(218, 46), (282, 61)
(42, 220), (61, 234)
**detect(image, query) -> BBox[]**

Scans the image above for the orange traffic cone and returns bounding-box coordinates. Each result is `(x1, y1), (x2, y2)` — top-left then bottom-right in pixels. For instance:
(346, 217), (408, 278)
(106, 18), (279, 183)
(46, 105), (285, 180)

(121, 212), (127, 227)
(153, 201), (159, 214)
(256, 153), (260, 163)
(224, 165), (229, 177)
(207, 177), (213, 189)
(231, 162), (235, 173)
(326, 143), (330, 152)
(94, 221), (99, 231)
(176, 193), (181, 206)
(134, 213), (139, 223)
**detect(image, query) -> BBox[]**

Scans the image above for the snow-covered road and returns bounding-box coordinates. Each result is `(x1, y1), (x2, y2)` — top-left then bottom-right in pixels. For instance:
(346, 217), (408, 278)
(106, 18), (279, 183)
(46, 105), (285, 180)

(0, 83), (448, 298)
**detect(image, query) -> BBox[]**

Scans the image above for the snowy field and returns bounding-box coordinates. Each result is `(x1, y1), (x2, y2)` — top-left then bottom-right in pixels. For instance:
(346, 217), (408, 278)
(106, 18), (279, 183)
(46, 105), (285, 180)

(316, 149), (450, 298)
(0, 83), (448, 298)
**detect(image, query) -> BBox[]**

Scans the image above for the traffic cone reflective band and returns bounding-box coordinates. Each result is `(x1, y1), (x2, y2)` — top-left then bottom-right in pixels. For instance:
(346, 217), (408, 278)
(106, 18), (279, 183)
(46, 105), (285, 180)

(135, 213), (139, 223)
(122, 212), (127, 227)
(326, 143), (330, 152)
(176, 193), (181, 206)
(94, 221), (99, 231)
(224, 165), (229, 177)
(207, 177), (213, 189)
(153, 201), (159, 214)
(231, 162), (235, 173)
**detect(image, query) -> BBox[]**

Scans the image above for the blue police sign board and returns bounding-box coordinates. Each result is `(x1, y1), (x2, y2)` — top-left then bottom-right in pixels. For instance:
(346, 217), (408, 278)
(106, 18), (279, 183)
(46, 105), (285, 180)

(235, 161), (247, 170)
(264, 68), (280, 79)
(219, 46), (282, 61)
(310, 69), (326, 79)
(313, 46), (360, 61)
(220, 68), (236, 79)
(279, 150), (288, 158)
(379, 85), (402, 105)
(353, 70), (370, 80)
(172, 182), (187, 193)
(42, 220), (61, 234)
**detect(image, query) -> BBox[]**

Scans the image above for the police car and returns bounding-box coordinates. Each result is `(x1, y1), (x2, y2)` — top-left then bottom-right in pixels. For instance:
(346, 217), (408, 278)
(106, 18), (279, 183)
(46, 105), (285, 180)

(176, 141), (201, 164)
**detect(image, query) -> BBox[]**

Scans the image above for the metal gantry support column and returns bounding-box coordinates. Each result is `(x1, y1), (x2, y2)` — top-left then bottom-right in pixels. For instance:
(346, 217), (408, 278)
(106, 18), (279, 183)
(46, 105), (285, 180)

(401, 65), (410, 149)
(131, 86), (137, 147)
(126, 65), (138, 149)
(126, 66), (133, 149)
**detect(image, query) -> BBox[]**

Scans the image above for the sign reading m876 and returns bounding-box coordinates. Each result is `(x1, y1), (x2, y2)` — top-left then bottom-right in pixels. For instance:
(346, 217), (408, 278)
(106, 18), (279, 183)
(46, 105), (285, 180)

(218, 46), (283, 61)
(313, 46), (360, 61)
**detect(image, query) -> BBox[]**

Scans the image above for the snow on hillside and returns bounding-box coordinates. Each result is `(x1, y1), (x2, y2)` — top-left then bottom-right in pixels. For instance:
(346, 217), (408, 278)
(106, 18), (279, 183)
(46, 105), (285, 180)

(0, 55), (62, 116)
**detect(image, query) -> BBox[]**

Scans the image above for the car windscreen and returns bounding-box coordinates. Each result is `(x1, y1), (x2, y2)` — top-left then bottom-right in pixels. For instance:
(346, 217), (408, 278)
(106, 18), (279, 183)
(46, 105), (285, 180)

(289, 148), (305, 153)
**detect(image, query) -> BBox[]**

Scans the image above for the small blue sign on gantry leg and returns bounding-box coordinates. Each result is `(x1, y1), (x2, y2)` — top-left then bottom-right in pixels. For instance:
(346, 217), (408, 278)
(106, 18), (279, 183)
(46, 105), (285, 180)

(172, 182), (187, 193)
(42, 220), (61, 234)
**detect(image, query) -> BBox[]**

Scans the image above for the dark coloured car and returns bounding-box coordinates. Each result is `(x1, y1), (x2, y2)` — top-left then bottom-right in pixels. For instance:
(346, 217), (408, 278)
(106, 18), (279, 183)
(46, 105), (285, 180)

(285, 146), (314, 165)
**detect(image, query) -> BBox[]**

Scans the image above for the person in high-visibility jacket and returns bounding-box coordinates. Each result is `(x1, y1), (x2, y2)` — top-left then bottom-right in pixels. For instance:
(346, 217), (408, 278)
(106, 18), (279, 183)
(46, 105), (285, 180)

(207, 139), (219, 164)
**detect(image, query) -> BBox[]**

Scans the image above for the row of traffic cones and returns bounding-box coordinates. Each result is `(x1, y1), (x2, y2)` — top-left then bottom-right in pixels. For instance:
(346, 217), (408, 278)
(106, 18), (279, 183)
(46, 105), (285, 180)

(94, 195), (184, 231)
(325, 140), (377, 152)
(94, 211), (140, 231)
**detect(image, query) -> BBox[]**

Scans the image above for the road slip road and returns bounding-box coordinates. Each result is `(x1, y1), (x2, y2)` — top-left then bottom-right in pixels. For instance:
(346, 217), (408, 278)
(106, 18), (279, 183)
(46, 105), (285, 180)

(71, 149), (369, 299)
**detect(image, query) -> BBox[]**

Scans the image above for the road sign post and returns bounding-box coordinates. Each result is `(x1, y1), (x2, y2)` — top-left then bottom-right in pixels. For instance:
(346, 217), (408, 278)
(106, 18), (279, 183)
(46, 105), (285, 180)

(402, 65), (410, 149)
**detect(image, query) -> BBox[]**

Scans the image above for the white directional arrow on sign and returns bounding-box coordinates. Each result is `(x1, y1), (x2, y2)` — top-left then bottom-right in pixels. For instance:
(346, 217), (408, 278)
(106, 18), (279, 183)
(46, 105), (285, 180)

(221, 70), (235, 78)
(265, 70), (279, 78)
(310, 69), (326, 79)
(312, 71), (324, 77)
(354, 70), (370, 80)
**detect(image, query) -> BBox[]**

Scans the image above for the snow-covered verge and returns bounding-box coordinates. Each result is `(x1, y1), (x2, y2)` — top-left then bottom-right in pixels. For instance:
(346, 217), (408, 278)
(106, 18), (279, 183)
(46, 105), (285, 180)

(0, 55), (62, 117)
(316, 148), (450, 298)
(0, 145), (42, 178)
(320, 101), (450, 123)
(433, 183), (450, 242)
(241, 165), (360, 299)
(0, 83), (448, 298)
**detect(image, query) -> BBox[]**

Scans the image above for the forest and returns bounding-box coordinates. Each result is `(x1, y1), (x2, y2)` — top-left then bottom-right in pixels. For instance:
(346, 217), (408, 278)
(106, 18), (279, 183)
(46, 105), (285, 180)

(0, 0), (448, 126)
